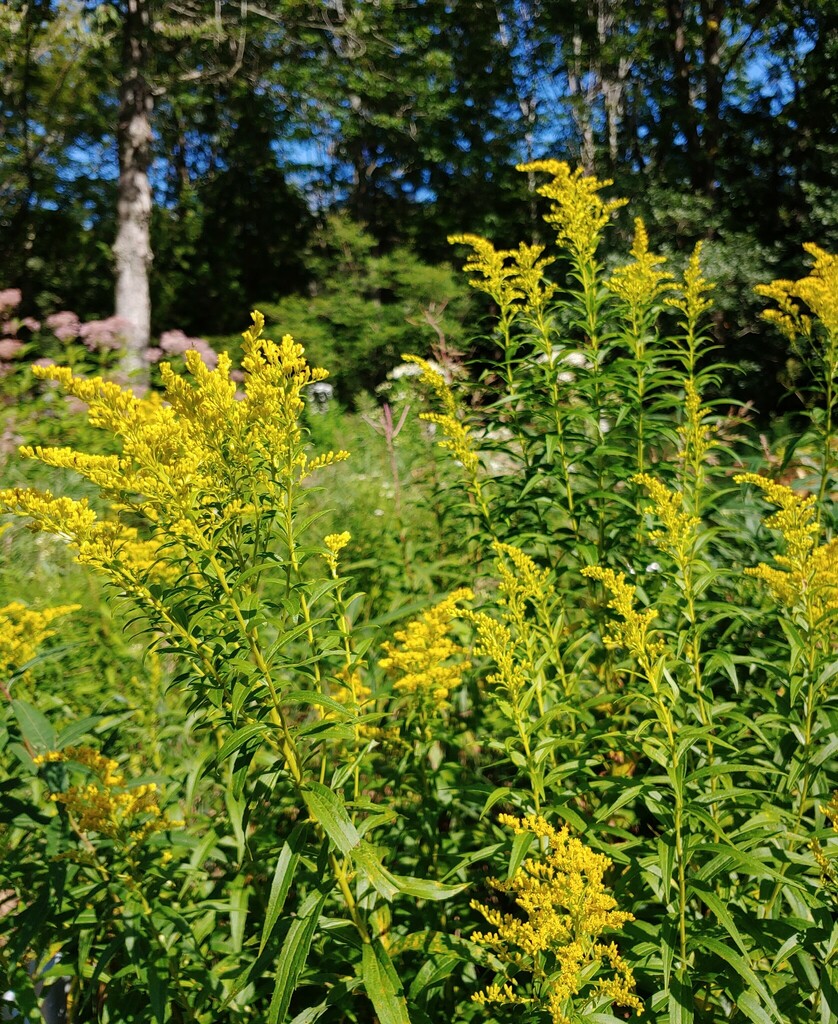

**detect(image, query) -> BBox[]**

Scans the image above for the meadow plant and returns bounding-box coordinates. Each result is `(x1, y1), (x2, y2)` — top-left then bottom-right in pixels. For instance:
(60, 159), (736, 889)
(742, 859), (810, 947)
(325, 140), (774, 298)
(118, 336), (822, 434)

(2, 165), (838, 1024)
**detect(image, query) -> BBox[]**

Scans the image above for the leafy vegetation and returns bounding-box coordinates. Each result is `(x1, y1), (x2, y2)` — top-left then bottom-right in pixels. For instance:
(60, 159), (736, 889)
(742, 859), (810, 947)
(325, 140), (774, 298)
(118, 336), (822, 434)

(2, 1), (835, 401)
(2, 162), (838, 1022)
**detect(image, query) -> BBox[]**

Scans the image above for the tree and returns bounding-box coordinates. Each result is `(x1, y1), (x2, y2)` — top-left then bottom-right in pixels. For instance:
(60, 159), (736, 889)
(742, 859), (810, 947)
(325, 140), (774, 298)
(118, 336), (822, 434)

(0, 2), (112, 313)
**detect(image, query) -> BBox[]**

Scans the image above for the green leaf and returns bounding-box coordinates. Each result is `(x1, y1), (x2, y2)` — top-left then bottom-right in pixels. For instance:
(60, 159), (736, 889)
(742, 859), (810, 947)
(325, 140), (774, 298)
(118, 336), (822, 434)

(215, 722), (269, 764)
(507, 830), (535, 881)
(820, 962), (838, 1024)
(12, 699), (55, 753)
(479, 786), (515, 818)
(267, 890), (328, 1024)
(660, 918), (676, 992)
(354, 844), (399, 901)
(737, 989), (775, 1024)
(229, 874), (250, 954)
(690, 883), (749, 957)
(284, 690), (355, 719)
(56, 715), (104, 748)
(355, 844), (468, 902)
(148, 963), (167, 1024)
(260, 823), (310, 955)
(697, 937), (782, 1022)
(303, 781), (361, 856)
(361, 940), (411, 1024)
(225, 789), (247, 865)
(386, 872), (468, 902)
(668, 967), (693, 1024)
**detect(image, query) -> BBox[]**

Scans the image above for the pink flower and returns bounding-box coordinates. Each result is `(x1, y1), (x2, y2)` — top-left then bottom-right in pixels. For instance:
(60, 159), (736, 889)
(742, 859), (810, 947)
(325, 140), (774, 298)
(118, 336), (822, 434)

(159, 329), (194, 355)
(32, 356), (55, 368)
(18, 317), (40, 333)
(0, 339), (23, 360)
(159, 329), (218, 368)
(0, 289), (22, 315)
(143, 346), (163, 364)
(46, 311), (81, 342)
(78, 316), (129, 352)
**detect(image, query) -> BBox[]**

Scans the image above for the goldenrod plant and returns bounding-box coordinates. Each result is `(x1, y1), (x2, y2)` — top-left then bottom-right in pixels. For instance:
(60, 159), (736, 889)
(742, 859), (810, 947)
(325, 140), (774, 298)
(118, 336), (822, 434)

(2, 165), (838, 1023)
(0, 313), (465, 1023)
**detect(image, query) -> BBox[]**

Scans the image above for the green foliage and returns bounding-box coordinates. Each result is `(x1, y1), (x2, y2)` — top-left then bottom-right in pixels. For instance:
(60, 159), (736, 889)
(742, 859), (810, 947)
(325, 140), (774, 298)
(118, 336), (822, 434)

(257, 213), (474, 402)
(2, 165), (838, 1024)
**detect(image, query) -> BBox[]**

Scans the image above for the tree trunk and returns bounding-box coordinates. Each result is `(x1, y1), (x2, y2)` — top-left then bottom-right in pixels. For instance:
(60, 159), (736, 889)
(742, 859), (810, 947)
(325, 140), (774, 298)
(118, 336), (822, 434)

(114, 0), (153, 378)
(568, 30), (597, 174)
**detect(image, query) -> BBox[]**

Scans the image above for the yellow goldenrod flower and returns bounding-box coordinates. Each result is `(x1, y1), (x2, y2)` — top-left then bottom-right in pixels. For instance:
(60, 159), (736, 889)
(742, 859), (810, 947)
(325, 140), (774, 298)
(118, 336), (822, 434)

(36, 746), (182, 846)
(470, 814), (641, 1024)
(678, 378), (716, 472)
(606, 218), (674, 316)
(796, 245), (838, 339)
(665, 241), (715, 324)
(518, 160), (628, 265)
(379, 588), (473, 707)
(581, 566), (666, 670)
(494, 542), (553, 610)
(323, 531), (351, 576)
(0, 312), (347, 591)
(468, 610), (528, 704)
(402, 355), (482, 475)
(633, 474), (700, 556)
(0, 601), (79, 681)
(420, 411), (480, 474)
(822, 792), (838, 833)
(756, 245), (837, 343)
(735, 473), (838, 619)
(401, 354), (457, 417)
(448, 233), (524, 312)
(511, 242), (558, 314)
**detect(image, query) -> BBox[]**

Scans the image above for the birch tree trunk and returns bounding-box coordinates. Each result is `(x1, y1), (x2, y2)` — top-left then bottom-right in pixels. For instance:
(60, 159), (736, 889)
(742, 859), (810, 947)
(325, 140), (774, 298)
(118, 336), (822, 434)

(114, 0), (153, 377)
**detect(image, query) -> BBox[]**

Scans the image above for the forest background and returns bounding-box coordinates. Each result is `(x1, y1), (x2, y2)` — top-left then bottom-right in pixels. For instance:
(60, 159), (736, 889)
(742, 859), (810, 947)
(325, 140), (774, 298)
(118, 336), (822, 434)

(2, 0), (836, 409)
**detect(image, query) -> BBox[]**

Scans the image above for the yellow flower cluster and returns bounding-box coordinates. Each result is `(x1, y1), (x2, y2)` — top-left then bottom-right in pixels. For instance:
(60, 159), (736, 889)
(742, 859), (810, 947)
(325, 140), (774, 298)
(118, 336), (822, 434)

(471, 814), (641, 1024)
(512, 242), (558, 314)
(0, 491), (174, 586)
(0, 601), (78, 680)
(494, 542), (553, 614)
(448, 233), (525, 311)
(468, 544), (553, 707)
(633, 473), (700, 556)
(665, 241), (715, 325)
(469, 611), (528, 703)
(491, 541), (553, 647)
(402, 355), (480, 474)
(323, 531), (351, 576)
(34, 746), (182, 845)
(581, 566), (666, 670)
(678, 378), (716, 472)
(379, 588), (473, 706)
(756, 245), (837, 343)
(735, 473), (838, 619)
(519, 160), (628, 265)
(606, 218), (673, 317)
(448, 235), (557, 328)
(823, 792), (838, 832)
(0, 312), (348, 585)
